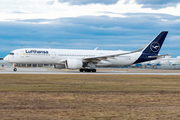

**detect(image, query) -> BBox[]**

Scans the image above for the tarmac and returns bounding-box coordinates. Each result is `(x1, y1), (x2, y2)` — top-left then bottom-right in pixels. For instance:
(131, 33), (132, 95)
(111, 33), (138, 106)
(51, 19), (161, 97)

(1, 67), (180, 75)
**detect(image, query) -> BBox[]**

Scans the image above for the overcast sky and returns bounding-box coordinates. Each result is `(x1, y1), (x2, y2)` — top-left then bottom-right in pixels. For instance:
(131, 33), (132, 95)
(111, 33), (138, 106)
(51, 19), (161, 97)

(1, 0), (180, 57)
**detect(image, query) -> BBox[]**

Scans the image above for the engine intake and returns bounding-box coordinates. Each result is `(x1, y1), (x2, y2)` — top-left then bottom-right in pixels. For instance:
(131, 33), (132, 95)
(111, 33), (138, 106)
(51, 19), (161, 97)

(66, 59), (83, 69)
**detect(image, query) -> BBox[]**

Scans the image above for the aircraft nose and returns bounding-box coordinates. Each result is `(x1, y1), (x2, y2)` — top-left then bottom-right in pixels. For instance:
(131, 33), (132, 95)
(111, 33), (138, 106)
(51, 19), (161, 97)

(3, 56), (8, 62)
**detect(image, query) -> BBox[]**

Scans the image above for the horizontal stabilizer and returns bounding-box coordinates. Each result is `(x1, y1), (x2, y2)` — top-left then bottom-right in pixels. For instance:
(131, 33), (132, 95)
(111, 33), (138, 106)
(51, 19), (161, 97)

(148, 54), (173, 59)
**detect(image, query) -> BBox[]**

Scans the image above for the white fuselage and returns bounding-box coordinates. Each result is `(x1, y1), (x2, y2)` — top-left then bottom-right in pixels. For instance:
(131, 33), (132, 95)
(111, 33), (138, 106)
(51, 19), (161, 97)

(4, 48), (142, 67)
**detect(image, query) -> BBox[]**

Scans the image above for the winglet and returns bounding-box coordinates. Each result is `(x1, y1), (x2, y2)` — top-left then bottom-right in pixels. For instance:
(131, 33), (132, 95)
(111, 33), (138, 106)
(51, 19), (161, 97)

(94, 47), (98, 50)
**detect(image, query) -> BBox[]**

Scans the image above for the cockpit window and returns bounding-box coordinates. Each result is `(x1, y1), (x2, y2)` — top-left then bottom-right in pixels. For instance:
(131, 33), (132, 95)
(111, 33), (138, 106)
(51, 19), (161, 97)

(9, 52), (14, 55)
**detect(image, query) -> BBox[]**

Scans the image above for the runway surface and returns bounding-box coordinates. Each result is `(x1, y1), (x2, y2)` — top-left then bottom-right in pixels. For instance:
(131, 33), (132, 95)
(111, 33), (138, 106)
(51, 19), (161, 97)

(1, 67), (180, 75)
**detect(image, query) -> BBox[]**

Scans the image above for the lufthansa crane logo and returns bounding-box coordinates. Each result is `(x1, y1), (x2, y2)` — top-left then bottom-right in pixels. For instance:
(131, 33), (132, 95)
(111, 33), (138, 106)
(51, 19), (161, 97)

(150, 42), (160, 52)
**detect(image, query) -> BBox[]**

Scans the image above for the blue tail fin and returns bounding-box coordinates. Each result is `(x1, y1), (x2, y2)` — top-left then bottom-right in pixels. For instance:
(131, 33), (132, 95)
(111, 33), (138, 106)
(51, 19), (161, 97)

(133, 31), (168, 64)
(142, 31), (168, 55)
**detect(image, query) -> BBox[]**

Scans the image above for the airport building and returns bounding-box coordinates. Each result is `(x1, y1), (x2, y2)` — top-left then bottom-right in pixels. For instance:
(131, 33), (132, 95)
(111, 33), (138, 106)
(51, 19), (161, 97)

(0, 57), (53, 68)
(142, 56), (180, 66)
(133, 56), (180, 69)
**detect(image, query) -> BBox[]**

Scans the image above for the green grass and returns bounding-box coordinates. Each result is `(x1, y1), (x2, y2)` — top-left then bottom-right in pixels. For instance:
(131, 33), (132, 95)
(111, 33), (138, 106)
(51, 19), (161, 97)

(0, 74), (180, 92)
(0, 74), (180, 120)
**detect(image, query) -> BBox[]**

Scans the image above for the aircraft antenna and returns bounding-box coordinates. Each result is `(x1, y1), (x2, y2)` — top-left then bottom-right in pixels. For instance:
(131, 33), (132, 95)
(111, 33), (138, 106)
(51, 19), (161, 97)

(20, 44), (24, 48)
(48, 41), (52, 49)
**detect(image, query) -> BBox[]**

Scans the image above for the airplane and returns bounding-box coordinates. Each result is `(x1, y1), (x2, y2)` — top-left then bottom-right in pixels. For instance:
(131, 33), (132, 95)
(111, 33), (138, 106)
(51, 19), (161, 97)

(4, 31), (169, 72)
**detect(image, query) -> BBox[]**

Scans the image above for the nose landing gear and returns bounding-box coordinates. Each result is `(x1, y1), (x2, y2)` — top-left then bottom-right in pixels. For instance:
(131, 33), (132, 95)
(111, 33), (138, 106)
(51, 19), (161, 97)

(13, 68), (17, 72)
(13, 63), (17, 72)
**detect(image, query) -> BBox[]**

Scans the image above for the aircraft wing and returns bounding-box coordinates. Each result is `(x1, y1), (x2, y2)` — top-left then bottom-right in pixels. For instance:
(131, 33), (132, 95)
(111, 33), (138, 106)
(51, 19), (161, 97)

(83, 44), (147, 62)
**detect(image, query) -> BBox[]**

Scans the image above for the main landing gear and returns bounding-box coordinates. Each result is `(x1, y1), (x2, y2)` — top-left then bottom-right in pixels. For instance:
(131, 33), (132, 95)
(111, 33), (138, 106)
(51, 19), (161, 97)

(79, 68), (96, 72)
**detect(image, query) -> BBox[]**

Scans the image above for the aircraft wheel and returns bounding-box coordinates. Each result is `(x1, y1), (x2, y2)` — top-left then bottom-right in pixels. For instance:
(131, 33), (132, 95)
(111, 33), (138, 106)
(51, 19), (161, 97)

(92, 69), (96, 72)
(13, 68), (17, 72)
(85, 69), (91, 72)
(80, 69), (96, 72)
(79, 69), (84, 72)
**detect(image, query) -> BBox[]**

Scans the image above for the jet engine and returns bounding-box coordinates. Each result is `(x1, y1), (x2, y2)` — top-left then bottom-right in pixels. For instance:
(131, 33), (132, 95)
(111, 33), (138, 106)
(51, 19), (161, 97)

(65, 59), (83, 69)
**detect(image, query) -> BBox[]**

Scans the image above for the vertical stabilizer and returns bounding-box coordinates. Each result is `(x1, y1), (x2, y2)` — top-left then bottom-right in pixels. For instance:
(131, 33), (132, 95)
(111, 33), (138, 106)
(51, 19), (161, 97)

(142, 31), (168, 55)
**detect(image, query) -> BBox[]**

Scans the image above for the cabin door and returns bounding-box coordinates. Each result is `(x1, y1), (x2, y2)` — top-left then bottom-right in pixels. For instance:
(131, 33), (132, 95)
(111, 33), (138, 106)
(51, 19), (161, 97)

(20, 50), (25, 58)
(51, 51), (56, 59)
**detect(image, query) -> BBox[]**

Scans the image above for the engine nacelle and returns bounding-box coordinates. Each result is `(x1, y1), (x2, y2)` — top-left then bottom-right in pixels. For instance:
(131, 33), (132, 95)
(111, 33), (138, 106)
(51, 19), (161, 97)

(54, 64), (65, 69)
(66, 59), (83, 69)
